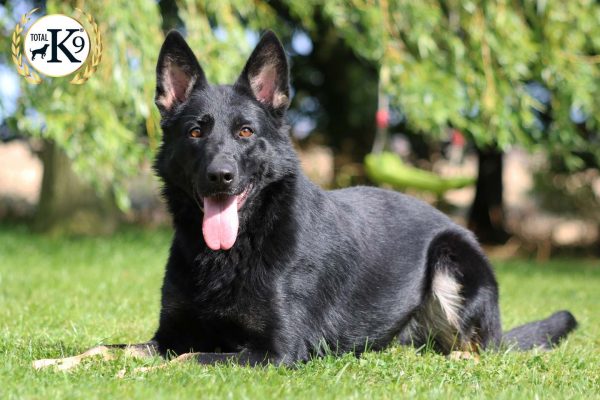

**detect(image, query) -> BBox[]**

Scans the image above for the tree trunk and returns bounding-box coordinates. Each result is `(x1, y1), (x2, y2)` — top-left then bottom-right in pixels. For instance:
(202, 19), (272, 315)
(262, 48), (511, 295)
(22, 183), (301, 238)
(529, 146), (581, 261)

(468, 147), (510, 244)
(33, 140), (120, 235)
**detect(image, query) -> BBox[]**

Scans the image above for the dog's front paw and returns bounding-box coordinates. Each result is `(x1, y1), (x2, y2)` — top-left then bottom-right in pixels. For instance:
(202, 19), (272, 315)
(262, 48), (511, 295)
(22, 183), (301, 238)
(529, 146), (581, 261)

(32, 345), (114, 371)
(32, 355), (83, 371)
(448, 350), (480, 363)
(32, 358), (59, 370)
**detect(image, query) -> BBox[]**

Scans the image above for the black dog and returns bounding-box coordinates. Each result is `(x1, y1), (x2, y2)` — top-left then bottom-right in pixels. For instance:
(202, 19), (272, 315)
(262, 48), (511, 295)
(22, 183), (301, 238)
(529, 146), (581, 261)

(30, 44), (49, 61)
(34, 31), (576, 370)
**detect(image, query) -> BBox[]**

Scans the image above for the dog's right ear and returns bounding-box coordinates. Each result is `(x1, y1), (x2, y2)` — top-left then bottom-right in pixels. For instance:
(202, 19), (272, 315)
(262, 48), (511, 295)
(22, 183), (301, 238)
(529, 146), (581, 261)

(155, 31), (207, 116)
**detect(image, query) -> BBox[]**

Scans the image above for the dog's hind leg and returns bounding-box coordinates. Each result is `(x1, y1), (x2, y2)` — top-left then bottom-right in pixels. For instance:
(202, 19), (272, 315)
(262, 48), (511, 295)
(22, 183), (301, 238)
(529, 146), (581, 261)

(402, 231), (502, 356)
(32, 340), (159, 371)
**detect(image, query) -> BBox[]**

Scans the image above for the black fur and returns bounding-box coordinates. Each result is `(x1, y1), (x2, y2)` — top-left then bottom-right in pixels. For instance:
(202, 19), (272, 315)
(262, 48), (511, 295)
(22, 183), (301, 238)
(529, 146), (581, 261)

(149, 30), (577, 365)
(503, 311), (578, 350)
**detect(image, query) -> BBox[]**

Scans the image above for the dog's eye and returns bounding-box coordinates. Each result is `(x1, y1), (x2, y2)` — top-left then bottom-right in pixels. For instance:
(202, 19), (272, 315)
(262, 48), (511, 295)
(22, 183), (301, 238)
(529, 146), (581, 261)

(189, 128), (203, 138)
(239, 127), (254, 138)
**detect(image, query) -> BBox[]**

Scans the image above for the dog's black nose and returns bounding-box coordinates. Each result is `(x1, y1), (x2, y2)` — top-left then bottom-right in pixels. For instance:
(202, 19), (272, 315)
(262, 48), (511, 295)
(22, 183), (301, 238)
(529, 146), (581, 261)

(207, 161), (236, 189)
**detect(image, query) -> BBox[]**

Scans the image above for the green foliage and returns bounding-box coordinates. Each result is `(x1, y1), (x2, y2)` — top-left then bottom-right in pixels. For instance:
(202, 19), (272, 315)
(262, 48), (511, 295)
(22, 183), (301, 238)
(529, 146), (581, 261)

(9, 0), (283, 209)
(176, 0), (284, 84)
(312, 0), (600, 161)
(1, 226), (599, 398)
(6, 1), (600, 208)
(14, 0), (163, 209)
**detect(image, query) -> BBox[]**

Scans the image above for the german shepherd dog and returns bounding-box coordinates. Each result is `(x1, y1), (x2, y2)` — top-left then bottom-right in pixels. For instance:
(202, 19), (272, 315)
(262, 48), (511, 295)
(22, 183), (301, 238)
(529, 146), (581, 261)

(34, 31), (577, 370)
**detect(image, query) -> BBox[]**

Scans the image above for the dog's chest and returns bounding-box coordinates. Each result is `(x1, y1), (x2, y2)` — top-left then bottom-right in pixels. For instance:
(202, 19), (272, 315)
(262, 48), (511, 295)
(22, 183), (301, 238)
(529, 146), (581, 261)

(190, 250), (276, 333)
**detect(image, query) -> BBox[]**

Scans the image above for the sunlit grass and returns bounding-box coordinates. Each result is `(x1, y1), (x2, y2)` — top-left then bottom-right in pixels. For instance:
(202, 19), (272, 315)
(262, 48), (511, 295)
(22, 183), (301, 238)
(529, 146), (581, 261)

(0, 225), (598, 399)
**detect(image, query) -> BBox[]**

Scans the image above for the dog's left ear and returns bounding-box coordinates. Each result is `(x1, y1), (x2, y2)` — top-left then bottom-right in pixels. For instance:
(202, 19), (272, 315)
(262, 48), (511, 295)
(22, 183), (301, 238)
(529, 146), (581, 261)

(235, 31), (290, 113)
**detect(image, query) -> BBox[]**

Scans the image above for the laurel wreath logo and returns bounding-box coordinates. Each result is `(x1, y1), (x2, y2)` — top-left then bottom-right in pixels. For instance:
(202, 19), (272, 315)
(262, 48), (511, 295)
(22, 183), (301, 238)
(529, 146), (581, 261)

(70, 9), (103, 85)
(11, 8), (41, 84)
(10, 7), (103, 85)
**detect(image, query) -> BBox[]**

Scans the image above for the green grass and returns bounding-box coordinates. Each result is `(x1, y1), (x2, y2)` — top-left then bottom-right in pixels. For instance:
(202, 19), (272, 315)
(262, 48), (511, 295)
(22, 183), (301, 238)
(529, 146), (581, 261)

(0, 224), (598, 399)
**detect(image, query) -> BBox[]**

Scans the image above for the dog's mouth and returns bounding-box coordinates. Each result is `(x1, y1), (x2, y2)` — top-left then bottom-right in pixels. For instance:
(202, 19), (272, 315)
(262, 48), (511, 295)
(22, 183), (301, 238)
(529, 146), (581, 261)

(199, 185), (252, 251)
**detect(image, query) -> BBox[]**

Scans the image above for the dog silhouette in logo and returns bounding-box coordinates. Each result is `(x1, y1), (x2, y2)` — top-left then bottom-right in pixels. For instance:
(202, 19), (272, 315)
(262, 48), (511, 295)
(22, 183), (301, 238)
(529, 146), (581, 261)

(30, 44), (50, 61)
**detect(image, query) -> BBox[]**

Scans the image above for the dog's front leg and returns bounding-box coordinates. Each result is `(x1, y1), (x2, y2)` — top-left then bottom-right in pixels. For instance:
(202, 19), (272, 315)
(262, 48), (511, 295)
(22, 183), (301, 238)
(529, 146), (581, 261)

(127, 349), (277, 375)
(161, 349), (273, 367)
(191, 349), (273, 366)
(33, 340), (159, 370)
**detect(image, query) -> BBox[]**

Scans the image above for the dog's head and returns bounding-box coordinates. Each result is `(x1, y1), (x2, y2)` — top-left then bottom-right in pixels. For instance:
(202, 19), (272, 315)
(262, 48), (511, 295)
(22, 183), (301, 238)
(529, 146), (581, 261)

(154, 30), (296, 251)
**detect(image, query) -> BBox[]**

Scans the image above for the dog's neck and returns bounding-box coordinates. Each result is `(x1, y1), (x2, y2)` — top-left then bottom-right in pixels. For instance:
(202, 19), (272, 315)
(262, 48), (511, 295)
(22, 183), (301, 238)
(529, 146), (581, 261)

(162, 168), (322, 307)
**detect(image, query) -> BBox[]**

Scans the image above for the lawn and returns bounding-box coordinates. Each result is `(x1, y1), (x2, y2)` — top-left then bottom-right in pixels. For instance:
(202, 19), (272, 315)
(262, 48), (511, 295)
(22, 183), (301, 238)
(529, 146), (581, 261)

(0, 224), (598, 399)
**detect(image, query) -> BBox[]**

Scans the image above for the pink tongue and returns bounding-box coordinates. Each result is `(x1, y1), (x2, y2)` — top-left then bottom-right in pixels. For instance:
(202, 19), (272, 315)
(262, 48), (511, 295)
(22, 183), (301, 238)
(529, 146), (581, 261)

(202, 195), (239, 250)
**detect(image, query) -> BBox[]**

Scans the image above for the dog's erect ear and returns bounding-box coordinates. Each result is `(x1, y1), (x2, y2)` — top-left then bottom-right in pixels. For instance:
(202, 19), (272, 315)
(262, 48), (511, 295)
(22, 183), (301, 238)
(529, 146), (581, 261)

(155, 31), (207, 116)
(235, 31), (290, 113)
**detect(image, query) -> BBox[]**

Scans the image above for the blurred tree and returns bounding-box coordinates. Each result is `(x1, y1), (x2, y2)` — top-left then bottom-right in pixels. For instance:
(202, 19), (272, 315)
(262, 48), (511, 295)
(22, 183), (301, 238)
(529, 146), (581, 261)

(285, 9), (378, 162)
(6, 0), (163, 233)
(34, 140), (120, 234)
(3, 0), (599, 241)
(4, 0), (284, 233)
(284, 0), (600, 242)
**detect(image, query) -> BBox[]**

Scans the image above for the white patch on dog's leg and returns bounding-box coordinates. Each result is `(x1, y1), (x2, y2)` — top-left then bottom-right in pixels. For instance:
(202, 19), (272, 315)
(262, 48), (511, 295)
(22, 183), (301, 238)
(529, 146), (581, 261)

(432, 270), (463, 329)
(400, 268), (465, 353)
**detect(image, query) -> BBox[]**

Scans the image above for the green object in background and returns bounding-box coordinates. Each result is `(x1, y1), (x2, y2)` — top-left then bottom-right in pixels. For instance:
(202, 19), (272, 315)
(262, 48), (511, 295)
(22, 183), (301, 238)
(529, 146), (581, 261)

(364, 152), (475, 195)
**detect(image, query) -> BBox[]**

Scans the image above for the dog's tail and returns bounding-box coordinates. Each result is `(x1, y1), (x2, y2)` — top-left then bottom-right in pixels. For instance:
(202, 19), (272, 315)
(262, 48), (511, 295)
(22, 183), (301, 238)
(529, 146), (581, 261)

(502, 310), (577, 350)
